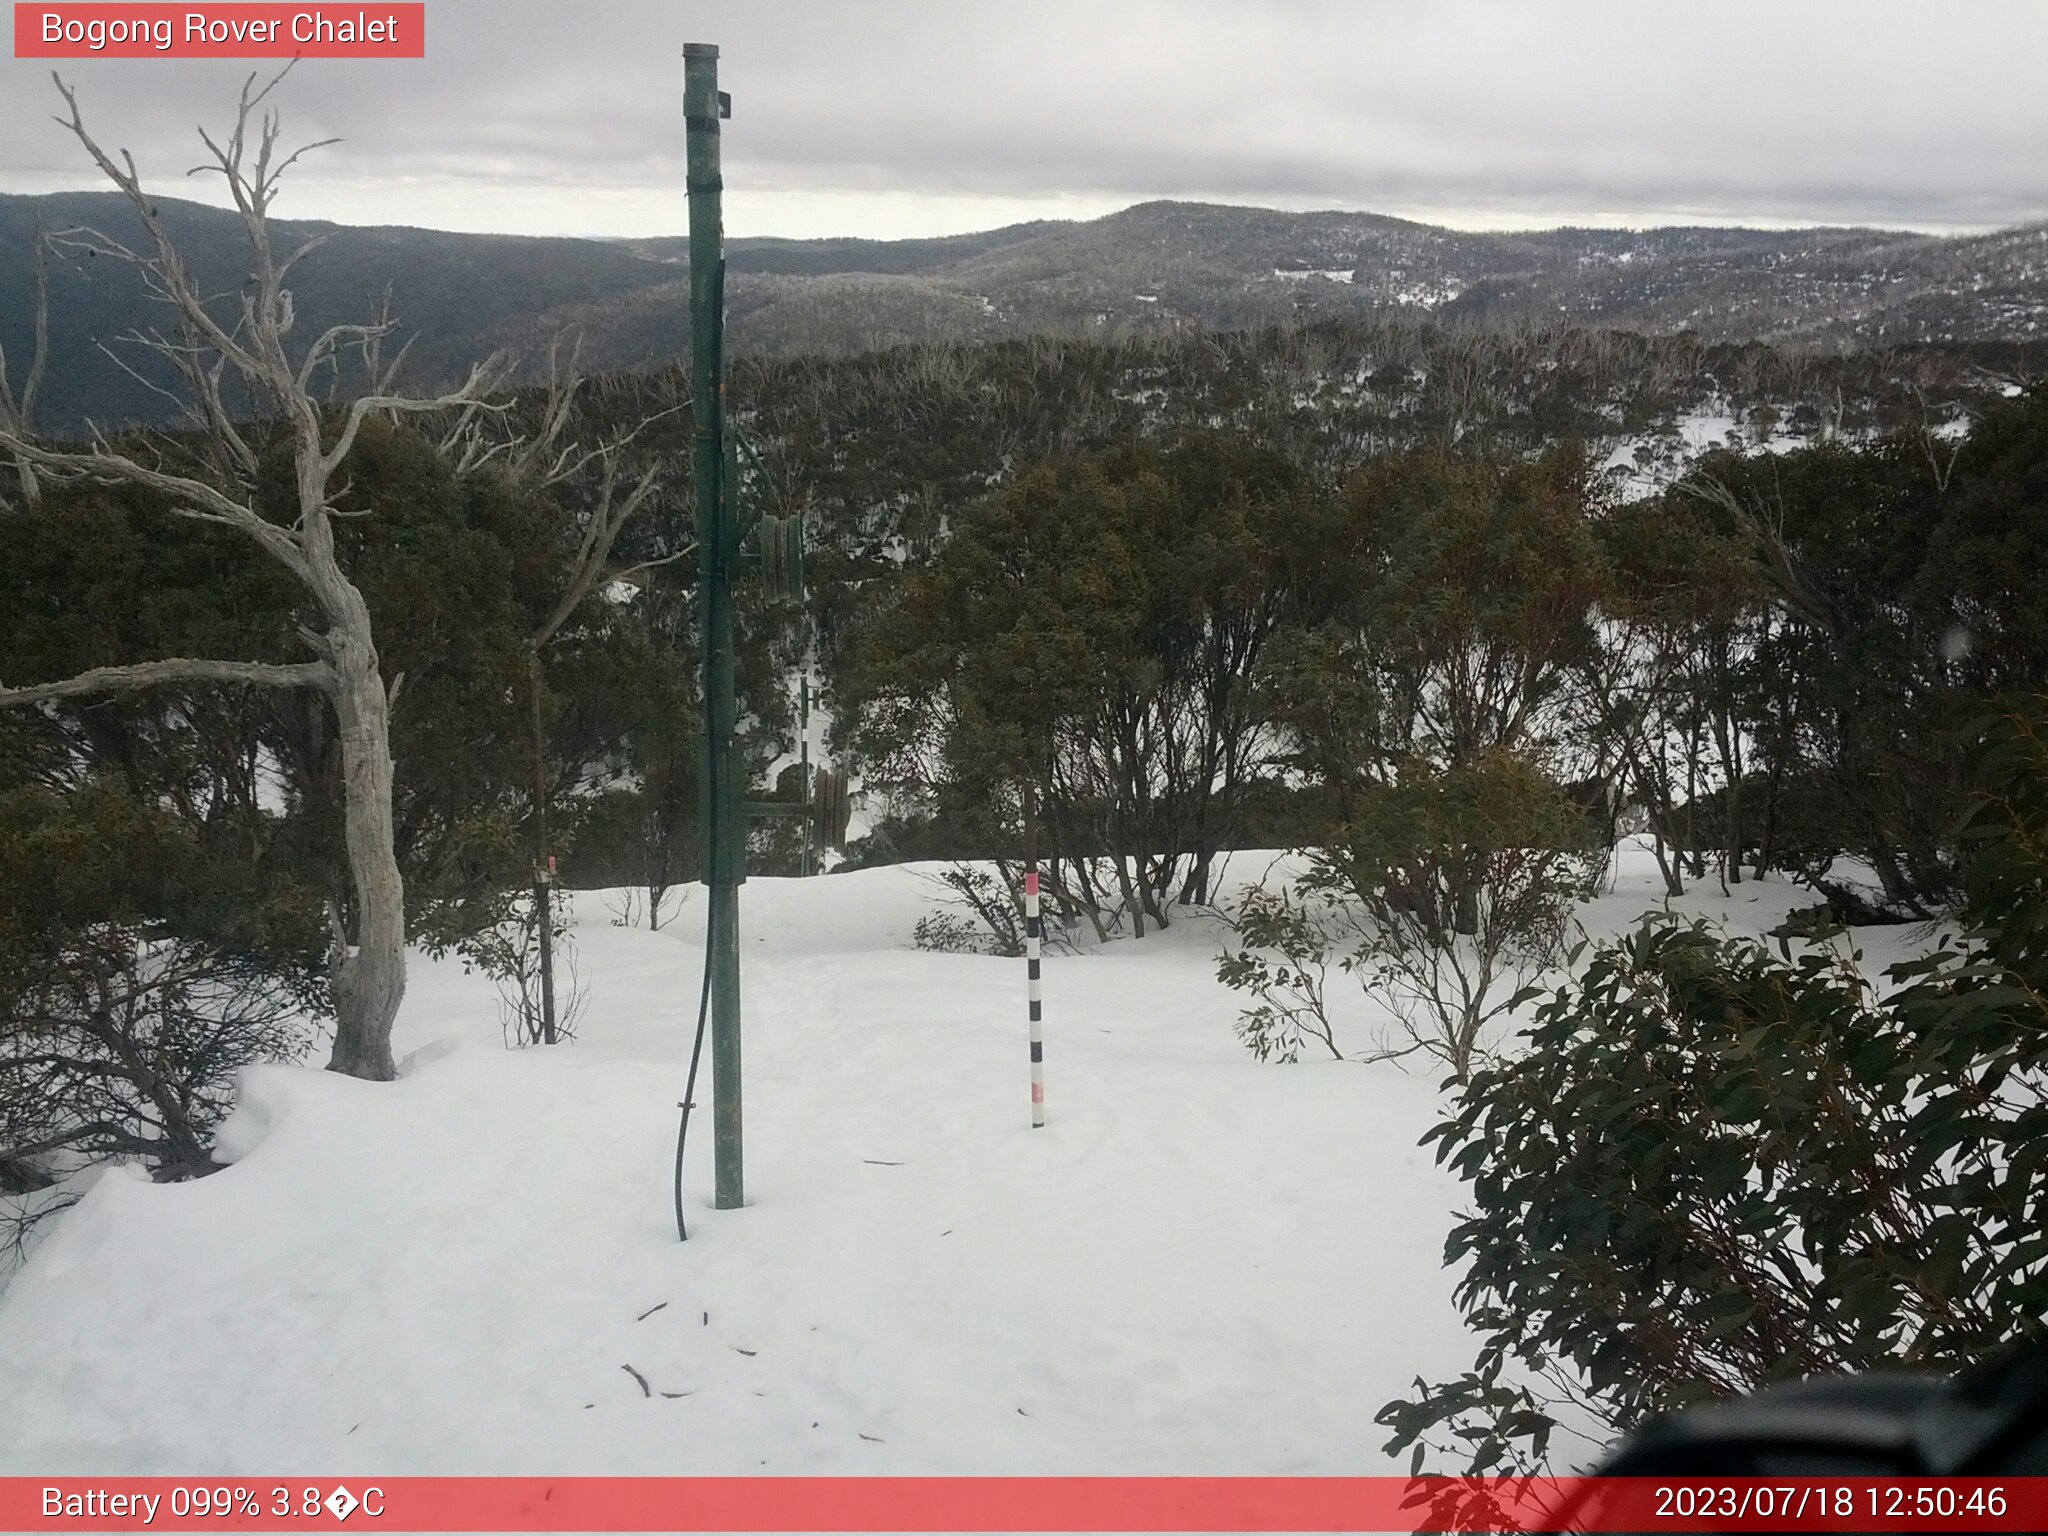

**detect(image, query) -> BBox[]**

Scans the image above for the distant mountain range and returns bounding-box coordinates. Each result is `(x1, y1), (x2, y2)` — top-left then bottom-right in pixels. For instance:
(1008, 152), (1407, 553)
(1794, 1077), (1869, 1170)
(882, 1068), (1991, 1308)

(4, 191), (2045, 428)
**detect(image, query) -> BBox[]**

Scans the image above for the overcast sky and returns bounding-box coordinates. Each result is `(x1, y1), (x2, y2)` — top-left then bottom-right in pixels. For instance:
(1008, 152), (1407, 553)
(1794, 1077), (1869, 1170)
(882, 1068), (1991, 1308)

(3, 1), (2044, 240)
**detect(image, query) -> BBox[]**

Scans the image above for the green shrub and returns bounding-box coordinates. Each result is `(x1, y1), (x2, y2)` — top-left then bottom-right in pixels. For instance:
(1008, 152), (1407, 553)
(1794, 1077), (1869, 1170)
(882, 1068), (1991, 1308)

(1379, 695), (2048, 1476)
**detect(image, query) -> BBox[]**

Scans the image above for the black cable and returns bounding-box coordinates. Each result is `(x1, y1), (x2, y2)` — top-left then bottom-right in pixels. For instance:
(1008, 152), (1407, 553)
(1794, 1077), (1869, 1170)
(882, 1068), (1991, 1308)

(678, 253), (723, 1244)
(673, 888), (716, 1241)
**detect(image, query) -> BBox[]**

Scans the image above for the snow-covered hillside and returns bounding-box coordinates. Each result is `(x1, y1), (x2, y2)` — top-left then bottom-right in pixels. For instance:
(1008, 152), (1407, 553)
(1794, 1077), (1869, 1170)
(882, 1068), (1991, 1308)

(0, 846), (1871, 1476)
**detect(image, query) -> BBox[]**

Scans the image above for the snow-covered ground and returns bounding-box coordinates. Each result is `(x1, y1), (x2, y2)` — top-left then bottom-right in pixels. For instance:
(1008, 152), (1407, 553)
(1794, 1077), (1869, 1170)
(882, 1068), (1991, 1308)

(0, 843), (1877, 1477)
(1599, 406), (1813, 496)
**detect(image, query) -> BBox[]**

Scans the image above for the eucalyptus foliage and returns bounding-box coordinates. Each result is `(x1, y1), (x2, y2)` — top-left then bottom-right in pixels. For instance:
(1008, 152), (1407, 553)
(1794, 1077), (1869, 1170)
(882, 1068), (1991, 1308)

(1379, 695), (2048, 1476)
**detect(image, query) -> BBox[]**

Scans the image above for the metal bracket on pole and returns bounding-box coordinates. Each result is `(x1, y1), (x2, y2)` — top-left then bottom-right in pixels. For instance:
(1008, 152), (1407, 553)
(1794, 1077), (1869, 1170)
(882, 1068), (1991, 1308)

(681, 44), (828, 1219)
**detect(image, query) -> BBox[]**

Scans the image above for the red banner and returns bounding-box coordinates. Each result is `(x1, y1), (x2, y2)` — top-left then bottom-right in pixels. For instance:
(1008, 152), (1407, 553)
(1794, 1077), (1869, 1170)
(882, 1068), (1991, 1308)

(3, 1476), (2047, 1531)
(13, 5), (425, 58)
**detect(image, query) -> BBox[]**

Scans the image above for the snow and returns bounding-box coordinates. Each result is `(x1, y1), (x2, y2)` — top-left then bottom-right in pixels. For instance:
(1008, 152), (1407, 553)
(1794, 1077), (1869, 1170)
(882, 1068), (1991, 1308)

(1600, 406), (1811, 495)
(0, 843), (1862, 1477)
(1388, 281), (1463, 307)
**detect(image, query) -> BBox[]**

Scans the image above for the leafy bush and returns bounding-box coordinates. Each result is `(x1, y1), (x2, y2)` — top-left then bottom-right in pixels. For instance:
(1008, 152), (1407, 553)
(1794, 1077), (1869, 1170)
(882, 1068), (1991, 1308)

(452, 888), (585, 1048)
(1220, 754), (1600, 1081)
(3, 928), (311, 1170)
(0, 781), (322, 1251)
(911, 911), (993, 956)
(1215, 886), (1342, 1063)
(1378, 695), (2048, 1477)
(1322, 755), (1602, 1082)
(913, 865), (1026, 957)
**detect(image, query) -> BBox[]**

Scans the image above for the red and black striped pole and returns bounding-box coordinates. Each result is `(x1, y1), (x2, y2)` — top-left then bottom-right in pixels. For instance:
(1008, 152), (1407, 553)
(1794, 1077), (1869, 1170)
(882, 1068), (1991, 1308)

(1024, 779), (1045, 1128)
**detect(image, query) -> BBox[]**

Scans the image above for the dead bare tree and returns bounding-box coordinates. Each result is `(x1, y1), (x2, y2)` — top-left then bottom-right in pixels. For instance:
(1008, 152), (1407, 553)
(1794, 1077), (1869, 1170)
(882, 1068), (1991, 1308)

(0, 71), (509, 1081)
(443, 346), (679, 1044)
(509, 359), (679, 655)
(1903, 379), (1968, 494)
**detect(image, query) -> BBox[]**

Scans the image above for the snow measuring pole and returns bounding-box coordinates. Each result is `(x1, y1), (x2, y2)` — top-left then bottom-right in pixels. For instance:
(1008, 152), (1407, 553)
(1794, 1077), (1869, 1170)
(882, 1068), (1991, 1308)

(1024, 782), (1045, 1127)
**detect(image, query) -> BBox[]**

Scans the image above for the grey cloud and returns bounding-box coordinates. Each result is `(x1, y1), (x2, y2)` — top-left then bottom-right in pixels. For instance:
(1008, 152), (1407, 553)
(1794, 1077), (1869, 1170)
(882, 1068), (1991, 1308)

(2, 0), (2044, 236)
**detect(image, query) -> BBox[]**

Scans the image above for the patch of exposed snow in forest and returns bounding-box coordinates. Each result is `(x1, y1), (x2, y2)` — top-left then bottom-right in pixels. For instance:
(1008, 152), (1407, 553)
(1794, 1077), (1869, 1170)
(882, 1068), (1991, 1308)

(1601, 406), (1812, 495)
(1389, 281), (1463, 306)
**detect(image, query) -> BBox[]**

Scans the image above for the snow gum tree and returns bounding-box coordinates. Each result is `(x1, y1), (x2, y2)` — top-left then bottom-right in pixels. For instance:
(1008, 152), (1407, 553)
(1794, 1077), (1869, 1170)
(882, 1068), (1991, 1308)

(846, 431), (1328, 939)
(1573, 492), (1767, 897)
(1222, 445), (1607, 1079)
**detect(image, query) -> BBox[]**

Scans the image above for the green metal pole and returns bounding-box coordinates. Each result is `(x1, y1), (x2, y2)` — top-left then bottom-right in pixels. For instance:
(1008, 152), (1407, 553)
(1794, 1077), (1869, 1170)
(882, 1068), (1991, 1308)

(685, 42), (743, 1212)
(800, 677), (812, 879)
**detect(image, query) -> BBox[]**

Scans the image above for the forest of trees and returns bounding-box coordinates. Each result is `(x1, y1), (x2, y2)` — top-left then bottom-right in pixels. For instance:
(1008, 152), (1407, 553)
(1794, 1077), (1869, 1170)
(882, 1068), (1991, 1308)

(844, 400), (2048, 924)
(4, 81), (2048, 1478)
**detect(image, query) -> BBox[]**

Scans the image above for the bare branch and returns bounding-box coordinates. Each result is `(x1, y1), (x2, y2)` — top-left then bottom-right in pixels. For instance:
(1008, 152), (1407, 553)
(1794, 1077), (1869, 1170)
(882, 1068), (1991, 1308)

(19, 223), (49, 428)
(93, 336), (196, 420)
(438, 333), (587, 480)
(48, 76), (272, 386)
(0, 213), (51, 509)
(276, 230), (332, 284)
(320, 355), (512, 481)
(533, 457), (664, 647)
(1678, 472), (1836, 637)
(0, 657), (333, 709)
(262, 136), (343, 198)
(0, 432), (307, 575)
(610, 549), (693, 586)
(368, 332), (417, 398)
(43, 222), (154, 271)
(296, 318), (397, 394)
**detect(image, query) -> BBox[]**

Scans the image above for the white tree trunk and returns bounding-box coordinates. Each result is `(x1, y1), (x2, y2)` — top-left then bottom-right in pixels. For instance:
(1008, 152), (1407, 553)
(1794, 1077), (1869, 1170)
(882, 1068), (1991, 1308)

(324, 621), (404, 1080)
